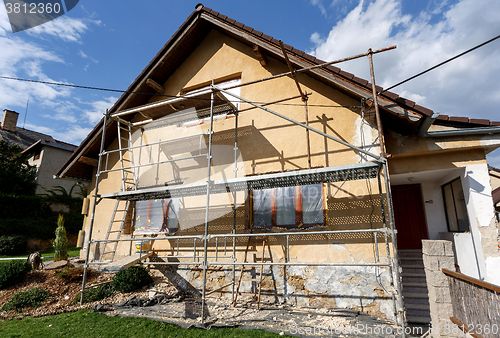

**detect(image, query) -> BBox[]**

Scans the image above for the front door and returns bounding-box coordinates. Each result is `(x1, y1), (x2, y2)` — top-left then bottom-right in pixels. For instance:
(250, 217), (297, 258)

(392, 184), (428, 250)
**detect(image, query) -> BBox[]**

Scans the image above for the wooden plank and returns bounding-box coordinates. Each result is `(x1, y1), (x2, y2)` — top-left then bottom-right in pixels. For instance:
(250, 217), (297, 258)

(78, 156), (99, 167)
(442, 268), (500, 293)
(450, 317), (484, 338)
(101, 252), (152, 272)
(146, 78), (165, 94)
(253, 45), (268, 66)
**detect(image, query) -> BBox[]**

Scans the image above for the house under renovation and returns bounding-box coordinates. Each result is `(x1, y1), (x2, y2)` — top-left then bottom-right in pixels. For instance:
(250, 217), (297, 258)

(56, 4), (500, 329)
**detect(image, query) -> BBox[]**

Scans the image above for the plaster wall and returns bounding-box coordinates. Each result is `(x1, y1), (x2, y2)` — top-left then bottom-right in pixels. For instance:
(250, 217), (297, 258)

(32, 146), (80, 196)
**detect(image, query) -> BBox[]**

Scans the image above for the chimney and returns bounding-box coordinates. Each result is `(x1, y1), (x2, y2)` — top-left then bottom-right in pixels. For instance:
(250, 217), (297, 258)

(2, 109), (19, 132)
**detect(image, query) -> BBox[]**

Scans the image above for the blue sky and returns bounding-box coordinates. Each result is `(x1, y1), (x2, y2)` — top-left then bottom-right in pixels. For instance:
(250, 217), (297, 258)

(1, 0), (500, 166)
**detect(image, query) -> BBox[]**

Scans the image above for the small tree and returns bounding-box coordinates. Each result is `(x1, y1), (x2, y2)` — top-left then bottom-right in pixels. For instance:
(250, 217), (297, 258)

(53, 214), (68, 261)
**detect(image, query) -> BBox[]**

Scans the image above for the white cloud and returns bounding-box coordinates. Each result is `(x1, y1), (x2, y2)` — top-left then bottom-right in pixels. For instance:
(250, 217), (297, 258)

(83, 97), (118, 124)
(26, 16), (101, 43)
(309, 0), (500, 122)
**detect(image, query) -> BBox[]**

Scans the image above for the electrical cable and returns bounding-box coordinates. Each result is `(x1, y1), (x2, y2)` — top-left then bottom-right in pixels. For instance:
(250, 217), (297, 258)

(379, 33), (500, 95)
(0, 75), (359, 109)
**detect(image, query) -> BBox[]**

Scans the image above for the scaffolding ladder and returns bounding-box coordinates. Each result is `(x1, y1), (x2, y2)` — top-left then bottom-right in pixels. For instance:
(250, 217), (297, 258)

(233, 229), (269, 309)
(96, 118), (137, 266)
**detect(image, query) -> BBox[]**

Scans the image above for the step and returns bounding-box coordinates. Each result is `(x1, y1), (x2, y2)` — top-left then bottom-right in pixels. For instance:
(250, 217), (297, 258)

(401, 267), (426, 274)
(406, 308), (431, 318)
(406, 316), (431, 324)
(404, 297), (430, 305)
(402, 284), (428, 293)
(403, 292), (429, 299)
(401, 263), (424, 268)
(406, 303), (430, 310)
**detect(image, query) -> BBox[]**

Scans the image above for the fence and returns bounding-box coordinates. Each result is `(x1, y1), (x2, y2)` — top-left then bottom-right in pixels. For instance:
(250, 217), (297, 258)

(443, 268), (500, 338)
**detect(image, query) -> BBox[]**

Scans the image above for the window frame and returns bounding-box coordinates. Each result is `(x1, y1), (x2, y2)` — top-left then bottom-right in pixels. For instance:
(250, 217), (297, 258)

(441, 178), (470, 232)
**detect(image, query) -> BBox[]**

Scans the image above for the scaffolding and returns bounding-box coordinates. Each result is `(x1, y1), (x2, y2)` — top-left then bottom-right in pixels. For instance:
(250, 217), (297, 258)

(80, 46), (406, 334)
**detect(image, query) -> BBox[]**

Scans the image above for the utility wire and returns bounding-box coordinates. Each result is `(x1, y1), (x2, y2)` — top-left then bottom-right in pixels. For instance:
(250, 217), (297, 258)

(0, 75), (359, 109)
(379, 33), (500, 95)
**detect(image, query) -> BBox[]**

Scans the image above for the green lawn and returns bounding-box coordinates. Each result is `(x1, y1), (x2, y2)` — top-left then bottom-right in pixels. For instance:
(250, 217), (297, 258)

(0, 246), (81, 262)
(0, 310), (285, 337)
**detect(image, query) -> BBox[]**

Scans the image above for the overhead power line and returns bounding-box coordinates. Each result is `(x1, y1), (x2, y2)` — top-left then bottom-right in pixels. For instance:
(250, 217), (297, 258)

(379, 33), (500, 95)
(0, 76), (359, 109)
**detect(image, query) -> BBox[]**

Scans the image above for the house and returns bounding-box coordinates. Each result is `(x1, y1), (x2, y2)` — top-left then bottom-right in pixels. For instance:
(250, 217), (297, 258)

(490, 166), (500, 220)
(56, 4), (500, 328)
(0, 109), (79, 196)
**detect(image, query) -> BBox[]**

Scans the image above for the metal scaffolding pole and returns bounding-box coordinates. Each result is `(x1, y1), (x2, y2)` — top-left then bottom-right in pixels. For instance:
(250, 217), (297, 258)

(383, 162), (406, 332)
(80, 110), (109, 305)
(201, 83), (215, 322)
(231, 109), (239, 300)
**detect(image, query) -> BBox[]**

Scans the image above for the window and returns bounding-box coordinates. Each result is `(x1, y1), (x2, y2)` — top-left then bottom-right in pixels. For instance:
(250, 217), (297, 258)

(442, 178), (470, 232)
(252, 184), (326, 229)
(134, 198), (179, 235)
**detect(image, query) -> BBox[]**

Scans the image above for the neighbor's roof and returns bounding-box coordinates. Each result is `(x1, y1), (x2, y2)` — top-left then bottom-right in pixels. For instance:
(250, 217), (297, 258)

(55, 3), (500, 181)
(0, 124), (76, 152)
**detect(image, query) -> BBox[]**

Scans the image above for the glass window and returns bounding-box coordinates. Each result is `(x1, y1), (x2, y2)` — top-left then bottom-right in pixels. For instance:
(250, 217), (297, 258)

(134, 198), (179, 235)
(253, 189), (272, 228)
(252, 184), (325, 229)
(442, 178), (470, 232)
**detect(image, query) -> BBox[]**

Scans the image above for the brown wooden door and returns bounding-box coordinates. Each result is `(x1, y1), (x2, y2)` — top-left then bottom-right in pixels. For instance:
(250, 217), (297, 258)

(392, 184), (428, 250)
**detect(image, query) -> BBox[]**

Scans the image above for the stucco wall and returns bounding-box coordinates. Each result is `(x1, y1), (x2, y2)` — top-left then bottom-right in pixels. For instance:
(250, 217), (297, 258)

(30, 146), (80, 196)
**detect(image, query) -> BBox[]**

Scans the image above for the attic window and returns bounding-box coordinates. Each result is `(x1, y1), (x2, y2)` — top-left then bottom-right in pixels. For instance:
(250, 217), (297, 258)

(183, 77), (241, 110)
(442, 178), (470, 232)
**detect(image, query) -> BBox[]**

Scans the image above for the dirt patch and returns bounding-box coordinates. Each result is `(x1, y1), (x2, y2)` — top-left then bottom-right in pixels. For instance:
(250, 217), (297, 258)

(0, 265), (179, 319)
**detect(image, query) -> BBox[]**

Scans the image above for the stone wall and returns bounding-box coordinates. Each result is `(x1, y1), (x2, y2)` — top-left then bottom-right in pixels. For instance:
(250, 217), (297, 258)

(422, 240), (470, 338)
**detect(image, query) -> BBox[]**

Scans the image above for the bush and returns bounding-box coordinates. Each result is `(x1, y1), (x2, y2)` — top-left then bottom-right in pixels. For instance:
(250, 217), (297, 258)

(0, 235), (27, 255)
(76, 283), (115, 304)
(1, 287), (50, 312)
(0, 260), (31, 289)
(112, 265), (152, 293)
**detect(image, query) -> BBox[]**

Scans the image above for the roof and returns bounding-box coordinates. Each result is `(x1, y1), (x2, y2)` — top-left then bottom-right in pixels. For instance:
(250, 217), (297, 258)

(0, 124), (76, 152)
(493, 187), (500, 206)
(55, 3), (500, 180)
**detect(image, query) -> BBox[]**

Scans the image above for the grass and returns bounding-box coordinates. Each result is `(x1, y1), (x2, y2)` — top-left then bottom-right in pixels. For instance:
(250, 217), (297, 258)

(0, 246), (81, 262)
(0, 310), (286, 337)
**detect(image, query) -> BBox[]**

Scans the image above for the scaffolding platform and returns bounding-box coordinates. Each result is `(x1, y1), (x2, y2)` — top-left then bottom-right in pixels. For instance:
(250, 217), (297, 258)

(100, 252), (152, 272)
(99, 161), (382, 201)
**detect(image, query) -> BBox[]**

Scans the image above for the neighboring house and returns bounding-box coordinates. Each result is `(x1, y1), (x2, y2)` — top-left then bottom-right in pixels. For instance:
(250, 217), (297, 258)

(56, 4), (500, 326)
(0, 109), (79, 196)
(490, 166), (500, 220)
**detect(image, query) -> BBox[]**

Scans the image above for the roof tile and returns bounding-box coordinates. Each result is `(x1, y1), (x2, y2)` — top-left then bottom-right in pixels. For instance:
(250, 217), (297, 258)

(302, 53), (316, 62)
(233, 21), (244, 28)
(252, 29), (263, 37)
(414, 105), (433, 117)
(491, 121), (500, 126)
(292, 48), (305, 57)
(209, 9), (220, 16)
(339, 70), (354, 79)
(271, 38), (280, 46)
(217, 14), (227, 20)
(226, 18), (236, 24)
(242, 25), (253, 33)
(282, 43), (293, 52)
(469, 119), (490, 126)
(448, 116), (469, 123)
(381, 91), (399, 100)
(436, 115), (449, 120)
(261, 33), (272, 41)
(352, 76), (368, 86)
(395, 97), (415, 108)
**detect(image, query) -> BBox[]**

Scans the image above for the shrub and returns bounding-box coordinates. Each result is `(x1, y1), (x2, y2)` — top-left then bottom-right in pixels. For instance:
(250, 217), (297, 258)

(0, 235), (27, 255)
(112, 265), (152, 293)
(76, 283), (115, 304)
(1, 287), (50, 312)
(0, 260), (31, 289)
(53, 214), (68, 261)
